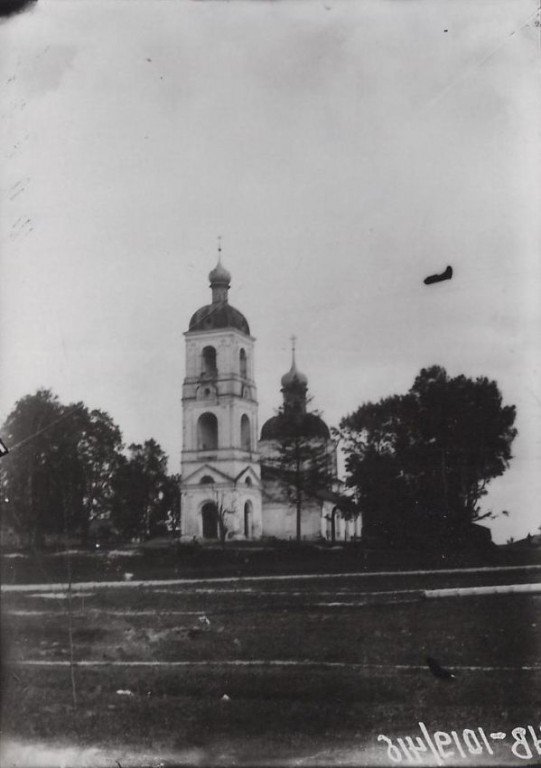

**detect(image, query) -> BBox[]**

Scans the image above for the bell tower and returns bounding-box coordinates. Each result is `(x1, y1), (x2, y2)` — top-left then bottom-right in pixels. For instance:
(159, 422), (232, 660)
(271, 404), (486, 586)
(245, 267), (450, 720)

(180, 251), (262, 540)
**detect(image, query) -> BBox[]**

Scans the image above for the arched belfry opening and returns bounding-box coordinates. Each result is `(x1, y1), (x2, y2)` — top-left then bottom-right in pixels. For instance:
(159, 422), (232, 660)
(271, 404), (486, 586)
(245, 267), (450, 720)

(239, 348), (247, 378)
(201, 346), (217, 378)
(202, 502), (218, 539)
(198, 412), (218, 451)
(241, 414), (251, 451)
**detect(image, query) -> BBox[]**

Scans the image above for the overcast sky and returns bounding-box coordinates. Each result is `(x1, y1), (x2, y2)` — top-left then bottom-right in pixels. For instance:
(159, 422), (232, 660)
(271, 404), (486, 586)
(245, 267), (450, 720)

(1, 0), (540, 543)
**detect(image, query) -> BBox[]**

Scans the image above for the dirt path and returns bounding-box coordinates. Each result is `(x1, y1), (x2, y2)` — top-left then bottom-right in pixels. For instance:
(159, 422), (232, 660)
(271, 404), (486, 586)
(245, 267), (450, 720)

(3, 564), (541, 593)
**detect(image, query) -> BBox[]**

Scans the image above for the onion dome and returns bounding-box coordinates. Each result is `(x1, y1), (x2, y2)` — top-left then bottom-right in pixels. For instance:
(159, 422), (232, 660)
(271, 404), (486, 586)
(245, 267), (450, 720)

(281, 359), (308, 389)
(280, 337), (308, 389)
(189, 304), (250, 334)
(188, 254), (250, 335)
(260, 337), (330, 441)
(208, 260), (231, 286)
(260, 412), (330, 441)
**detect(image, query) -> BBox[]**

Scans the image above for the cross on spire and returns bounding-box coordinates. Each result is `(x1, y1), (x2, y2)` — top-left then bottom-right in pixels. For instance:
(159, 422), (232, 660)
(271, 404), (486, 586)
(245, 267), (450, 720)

(217, 235), (222, 262)
(290, 335), (297, 365)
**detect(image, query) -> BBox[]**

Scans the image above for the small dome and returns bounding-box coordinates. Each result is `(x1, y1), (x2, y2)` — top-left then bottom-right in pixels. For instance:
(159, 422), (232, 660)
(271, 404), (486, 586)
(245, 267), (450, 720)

(281, 360), (308, 389)
(189, 303), (250, 334)
(260, 412), (330, 441)
(209, 260), (231, 285)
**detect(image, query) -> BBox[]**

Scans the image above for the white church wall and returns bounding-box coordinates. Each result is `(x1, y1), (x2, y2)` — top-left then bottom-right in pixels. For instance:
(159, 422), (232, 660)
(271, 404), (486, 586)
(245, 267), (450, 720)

(181, 484), (263, 541)
(261, 498), (326, 541)
(262, 503), (296, 539)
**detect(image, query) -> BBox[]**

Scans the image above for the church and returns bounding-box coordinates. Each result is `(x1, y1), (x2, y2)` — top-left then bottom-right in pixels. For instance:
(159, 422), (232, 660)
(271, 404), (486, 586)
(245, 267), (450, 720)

(179, 256), (361, 542)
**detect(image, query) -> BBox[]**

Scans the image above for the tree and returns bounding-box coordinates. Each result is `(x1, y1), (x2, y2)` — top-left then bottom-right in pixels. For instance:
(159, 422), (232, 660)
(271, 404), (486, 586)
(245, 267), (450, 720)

(1, 390), (71, 547)
(212, 490), (236, 546)
(0, 390), (180, 548)
(162, 473), (181, 535)
(111, 439), (177, 540)
(69, 406), (123, 545)
(265, 404), (337, 542)
(339, 366), (517, 548)
(0, 390), (125, 547)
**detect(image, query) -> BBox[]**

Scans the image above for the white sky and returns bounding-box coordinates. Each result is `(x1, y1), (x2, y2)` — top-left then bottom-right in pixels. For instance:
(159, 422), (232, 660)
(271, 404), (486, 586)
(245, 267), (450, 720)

(1, 0), (540, 544)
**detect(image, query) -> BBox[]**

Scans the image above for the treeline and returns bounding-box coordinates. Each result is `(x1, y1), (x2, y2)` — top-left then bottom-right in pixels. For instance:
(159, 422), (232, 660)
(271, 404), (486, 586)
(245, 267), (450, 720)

(1, 366), (518, 552)
(0, 390), (179, 548)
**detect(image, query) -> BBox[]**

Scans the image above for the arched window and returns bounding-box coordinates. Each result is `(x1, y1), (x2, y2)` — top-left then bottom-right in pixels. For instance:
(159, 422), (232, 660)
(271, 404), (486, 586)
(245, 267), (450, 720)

(202, 502), (218, 539)
(244, 500), (253, 539)
(239, 348), (247, 378)
(245, 476), (252, 488)
(200, 475), (215, 485)
(240, 414), (251, 451)
(198, 412), (218, 451)
(201, 346), (217, 378)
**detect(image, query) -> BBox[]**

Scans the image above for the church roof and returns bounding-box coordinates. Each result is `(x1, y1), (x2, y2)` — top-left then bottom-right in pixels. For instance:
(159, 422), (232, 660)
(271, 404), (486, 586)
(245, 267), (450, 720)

(260, 411), (330, 441)
(188, 303), (250, 334)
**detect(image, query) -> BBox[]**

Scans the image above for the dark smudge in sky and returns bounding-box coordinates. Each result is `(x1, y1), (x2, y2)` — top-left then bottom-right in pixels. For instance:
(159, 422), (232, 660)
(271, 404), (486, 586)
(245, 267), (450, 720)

(0, 0), (38, 21)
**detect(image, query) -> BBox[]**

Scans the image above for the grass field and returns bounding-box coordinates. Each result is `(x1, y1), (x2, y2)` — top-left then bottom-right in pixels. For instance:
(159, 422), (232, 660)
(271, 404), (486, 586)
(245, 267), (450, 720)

(2, 566), (541, 766)
(3, 541), (541, 587)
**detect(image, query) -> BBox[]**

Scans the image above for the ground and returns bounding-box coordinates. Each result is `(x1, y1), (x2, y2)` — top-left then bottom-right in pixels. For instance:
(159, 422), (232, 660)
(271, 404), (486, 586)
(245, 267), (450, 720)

(1, 552), (541, 766)
(2, 547), (541, 768)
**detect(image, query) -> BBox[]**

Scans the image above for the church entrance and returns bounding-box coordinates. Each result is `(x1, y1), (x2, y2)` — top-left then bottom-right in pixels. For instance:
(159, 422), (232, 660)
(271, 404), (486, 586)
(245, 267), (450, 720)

(201, 502), (218, 539)
(244, 500), (253, 539)
(327, 507), (338, 543)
